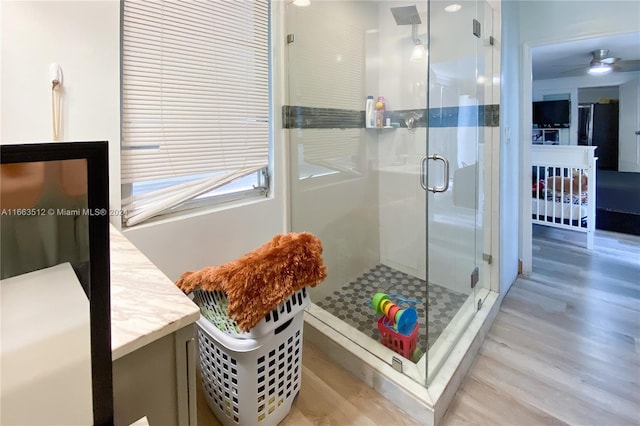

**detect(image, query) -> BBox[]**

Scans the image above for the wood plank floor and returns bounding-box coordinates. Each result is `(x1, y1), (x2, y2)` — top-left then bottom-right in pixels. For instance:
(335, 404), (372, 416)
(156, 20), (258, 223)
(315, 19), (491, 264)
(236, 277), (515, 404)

(442, 226), (640, 426)
(197, 226), (640, 425)
(196, 342), (419, 426)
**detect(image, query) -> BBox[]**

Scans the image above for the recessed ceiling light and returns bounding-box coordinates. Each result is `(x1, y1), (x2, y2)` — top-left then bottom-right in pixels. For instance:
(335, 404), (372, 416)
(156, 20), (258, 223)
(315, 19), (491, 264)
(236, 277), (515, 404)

(293, 0), (310, 7)
(445, 4), (462, 12)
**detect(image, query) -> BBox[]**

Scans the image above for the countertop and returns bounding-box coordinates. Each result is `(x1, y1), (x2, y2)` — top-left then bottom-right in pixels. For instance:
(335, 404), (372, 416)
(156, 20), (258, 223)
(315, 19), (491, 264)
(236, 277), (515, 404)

(110, 225), (200, 360)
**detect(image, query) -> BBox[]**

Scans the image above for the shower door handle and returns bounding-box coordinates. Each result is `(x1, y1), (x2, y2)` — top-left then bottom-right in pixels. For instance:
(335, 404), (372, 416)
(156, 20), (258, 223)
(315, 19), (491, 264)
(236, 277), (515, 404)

(423, 154), (450, 193)
(420, 156), (428, 190)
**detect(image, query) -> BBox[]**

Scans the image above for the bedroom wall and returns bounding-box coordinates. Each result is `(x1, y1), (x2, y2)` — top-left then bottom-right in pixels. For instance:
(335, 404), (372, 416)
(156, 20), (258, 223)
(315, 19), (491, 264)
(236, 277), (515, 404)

(578, 86), (619, 104)
(512, 0), (640, 275)
(1, 1), (288, 281)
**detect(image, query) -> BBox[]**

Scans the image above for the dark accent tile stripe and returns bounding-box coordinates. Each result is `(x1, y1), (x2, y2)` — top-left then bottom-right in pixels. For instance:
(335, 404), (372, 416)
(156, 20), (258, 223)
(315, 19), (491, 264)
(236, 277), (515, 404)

(484, 104), (500, 127)
(402, 104), (500, 128)
(282, 104), (500, 129)
(282, 105), (363, 129)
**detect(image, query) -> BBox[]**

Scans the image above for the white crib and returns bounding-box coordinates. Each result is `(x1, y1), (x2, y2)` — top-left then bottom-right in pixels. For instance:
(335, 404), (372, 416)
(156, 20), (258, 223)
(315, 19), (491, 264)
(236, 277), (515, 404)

(531, 145), (597, 249)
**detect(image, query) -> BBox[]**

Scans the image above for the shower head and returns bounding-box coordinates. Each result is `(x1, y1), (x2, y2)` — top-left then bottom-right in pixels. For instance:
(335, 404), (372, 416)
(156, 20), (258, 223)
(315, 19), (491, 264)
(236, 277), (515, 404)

(390, 4), (425, 61)
(390, 5), (422, 25)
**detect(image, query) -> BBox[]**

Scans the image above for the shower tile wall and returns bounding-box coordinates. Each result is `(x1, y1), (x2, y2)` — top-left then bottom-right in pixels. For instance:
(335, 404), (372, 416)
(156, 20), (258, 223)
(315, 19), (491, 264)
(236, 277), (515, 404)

(287, 1), (381, 302)
(375, 2), (428, 284)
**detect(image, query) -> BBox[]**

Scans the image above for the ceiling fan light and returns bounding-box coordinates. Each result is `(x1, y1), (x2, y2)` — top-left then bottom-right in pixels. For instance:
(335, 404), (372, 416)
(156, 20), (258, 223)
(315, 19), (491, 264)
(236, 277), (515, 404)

(588, 63), (612, 75)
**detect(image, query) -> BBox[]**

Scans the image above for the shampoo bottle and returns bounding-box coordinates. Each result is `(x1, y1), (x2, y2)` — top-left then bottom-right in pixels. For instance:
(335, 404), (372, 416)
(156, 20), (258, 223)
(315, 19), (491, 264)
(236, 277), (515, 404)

(375, 96), (385, 128)
(365, 96), (375, 128)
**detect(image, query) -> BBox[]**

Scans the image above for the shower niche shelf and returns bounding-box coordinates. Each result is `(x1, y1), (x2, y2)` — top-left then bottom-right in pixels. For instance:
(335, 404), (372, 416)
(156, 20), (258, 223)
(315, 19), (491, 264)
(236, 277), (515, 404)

(365, 125), (400, 130)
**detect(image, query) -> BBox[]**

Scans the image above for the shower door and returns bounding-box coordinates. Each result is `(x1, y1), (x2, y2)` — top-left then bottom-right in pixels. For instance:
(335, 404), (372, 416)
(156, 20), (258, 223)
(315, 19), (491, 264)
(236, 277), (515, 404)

(424, 0), (492, 383)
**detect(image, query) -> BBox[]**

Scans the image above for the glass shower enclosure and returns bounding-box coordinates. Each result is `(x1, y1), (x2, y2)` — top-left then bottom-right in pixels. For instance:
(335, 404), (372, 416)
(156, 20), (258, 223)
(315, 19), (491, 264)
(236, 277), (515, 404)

(286, 0), (494, 386)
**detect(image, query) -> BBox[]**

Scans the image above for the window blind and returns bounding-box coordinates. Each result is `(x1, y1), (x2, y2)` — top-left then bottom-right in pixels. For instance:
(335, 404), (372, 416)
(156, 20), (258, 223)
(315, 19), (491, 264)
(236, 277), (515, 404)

(121, 0), (270, 225)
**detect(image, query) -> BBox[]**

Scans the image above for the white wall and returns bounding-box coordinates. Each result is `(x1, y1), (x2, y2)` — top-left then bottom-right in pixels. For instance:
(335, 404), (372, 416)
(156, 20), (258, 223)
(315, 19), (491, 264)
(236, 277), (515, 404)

(578, 86), (619, 104)
(499, 0), (521, 292)
(1, 1), (287, 282)
(517, 1), (640, 45)
(122, 197), (287, 280)
(1, 1), (121, 213)
(513, 0), (640, 274)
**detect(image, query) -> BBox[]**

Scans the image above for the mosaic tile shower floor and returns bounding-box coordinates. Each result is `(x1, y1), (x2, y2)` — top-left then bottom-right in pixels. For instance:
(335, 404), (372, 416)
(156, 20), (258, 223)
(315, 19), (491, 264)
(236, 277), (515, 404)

(316, 264), (468, 355)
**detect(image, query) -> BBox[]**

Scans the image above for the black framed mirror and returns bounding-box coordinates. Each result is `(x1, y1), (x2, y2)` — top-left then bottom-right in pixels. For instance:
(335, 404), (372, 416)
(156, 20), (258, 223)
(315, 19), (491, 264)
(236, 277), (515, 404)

(0, 141), (113, 426)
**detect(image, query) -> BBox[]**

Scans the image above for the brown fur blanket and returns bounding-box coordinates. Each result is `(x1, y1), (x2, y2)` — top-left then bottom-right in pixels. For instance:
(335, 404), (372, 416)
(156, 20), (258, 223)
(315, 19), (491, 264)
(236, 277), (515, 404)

(176, 232), (327, 331)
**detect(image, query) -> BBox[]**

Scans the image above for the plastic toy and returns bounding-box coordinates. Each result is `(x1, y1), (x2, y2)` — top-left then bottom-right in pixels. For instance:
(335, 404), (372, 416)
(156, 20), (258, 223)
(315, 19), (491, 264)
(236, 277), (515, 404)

(377, 315), (421, 362)
(370, 292), (418, 336)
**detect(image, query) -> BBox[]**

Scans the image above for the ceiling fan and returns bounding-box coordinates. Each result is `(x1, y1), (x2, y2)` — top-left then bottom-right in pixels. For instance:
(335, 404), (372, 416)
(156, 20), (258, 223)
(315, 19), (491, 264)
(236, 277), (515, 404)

(561, 49), (640, 76)
(587, 49), (621, 74)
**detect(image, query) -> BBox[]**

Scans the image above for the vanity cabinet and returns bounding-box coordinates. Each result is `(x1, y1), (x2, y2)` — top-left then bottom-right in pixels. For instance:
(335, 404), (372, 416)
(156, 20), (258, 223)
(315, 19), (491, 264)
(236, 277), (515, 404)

(110, 226), (200, 426)
(113, 327), (196, 426)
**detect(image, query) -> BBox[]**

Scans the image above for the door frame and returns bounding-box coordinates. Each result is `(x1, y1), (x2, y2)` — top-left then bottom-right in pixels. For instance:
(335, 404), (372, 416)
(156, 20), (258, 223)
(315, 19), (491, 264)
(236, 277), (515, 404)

(519, 30), (631, 274)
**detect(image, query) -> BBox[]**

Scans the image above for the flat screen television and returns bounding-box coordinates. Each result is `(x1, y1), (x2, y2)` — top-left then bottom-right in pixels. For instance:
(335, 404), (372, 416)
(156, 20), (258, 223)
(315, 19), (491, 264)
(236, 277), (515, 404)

(0, 141), (113, 425)
(533, 100), (570, 128)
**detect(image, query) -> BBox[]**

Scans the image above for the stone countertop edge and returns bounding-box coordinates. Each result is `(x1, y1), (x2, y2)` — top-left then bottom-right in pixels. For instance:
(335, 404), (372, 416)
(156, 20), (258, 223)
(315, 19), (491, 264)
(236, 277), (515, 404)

(109, 225), (200, 361)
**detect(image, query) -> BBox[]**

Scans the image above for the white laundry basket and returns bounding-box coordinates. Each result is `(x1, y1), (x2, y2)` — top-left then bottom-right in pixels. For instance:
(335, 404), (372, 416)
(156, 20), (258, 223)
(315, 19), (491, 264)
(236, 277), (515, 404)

(194, 288), (309, 426)
(193, 288), (309, 339)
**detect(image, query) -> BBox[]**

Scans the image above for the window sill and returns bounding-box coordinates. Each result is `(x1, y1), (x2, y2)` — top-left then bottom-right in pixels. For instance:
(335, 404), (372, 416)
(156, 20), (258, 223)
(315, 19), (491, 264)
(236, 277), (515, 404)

(121, 194), (273, 230)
